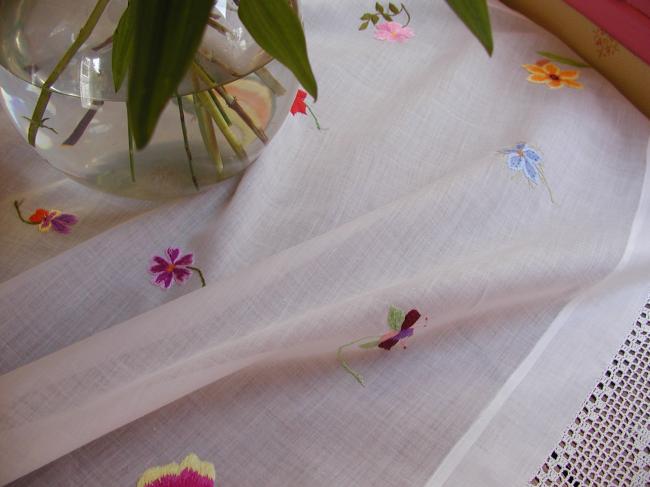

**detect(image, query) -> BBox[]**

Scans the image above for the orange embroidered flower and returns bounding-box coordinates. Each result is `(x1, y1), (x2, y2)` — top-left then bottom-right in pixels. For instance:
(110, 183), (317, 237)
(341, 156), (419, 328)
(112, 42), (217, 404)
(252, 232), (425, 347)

(522, 62), (583, 89)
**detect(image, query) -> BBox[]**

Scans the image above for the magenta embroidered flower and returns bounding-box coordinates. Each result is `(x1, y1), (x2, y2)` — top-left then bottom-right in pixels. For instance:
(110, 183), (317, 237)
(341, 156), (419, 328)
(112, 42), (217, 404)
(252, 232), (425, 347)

(337, 306), (422, 385)
(150, 247), (206, 290)
(13, 200), (78, 234)
(374, 21), (414, 43)
(137, 453), (215, 487)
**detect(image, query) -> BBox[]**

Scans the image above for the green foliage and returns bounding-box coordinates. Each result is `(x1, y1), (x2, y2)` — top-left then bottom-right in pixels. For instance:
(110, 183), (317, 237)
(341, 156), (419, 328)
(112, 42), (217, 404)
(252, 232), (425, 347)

(445, 0), (493, 55)
(239, 0), (318, 100)
(359, 2), (410, 29)
(126, 0), (214, 149)
(536, 51), (591, 68)
(111, 2), (134, 92)
(387, 306), (405, 331)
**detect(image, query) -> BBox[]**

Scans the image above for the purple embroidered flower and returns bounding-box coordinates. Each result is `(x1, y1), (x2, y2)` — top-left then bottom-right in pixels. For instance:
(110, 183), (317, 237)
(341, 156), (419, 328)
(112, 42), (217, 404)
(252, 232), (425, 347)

(150, 247), (198, 290)
(13, 200), (78, 235)
(36, 209), (78, 234)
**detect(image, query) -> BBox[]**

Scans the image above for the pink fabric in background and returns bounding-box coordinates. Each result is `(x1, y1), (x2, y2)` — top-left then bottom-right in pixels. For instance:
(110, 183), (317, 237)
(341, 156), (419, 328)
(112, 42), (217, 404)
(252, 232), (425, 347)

(563, 0), (650, 65)
(627, 0), (650, 18)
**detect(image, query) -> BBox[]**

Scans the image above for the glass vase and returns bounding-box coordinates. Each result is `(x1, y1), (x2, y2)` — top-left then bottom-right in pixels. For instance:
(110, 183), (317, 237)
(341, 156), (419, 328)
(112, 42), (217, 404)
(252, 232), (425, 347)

(0, 0), (299, 199)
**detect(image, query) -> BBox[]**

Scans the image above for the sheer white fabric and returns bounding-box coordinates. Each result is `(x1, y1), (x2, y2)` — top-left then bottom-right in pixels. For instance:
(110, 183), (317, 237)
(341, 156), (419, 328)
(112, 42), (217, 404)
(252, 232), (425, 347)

(1, 1), (649, 485)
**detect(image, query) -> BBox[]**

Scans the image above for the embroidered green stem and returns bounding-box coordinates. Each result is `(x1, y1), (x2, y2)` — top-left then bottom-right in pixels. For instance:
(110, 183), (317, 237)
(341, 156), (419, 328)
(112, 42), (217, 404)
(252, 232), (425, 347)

(127, 111), (136, 182)
(306, 105), (322, 130)
(187, 266), (206, 287)
(398, 3), (411, 27)
(13, 200), (38, 225)
(337, 335), (381, 386)
(538, 167), (556, 204)
(176, 94), (199, 190)
(27, 0), (111, 146)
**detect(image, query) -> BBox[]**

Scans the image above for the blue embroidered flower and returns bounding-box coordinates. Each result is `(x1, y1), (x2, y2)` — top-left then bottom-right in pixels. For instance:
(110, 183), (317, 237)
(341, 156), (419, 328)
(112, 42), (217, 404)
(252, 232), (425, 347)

(502, 143), (542, 184)
(500, 143), (555, 203)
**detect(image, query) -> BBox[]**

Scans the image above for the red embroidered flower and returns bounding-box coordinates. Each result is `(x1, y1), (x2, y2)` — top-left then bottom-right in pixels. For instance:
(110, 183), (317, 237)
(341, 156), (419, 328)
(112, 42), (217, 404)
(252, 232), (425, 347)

(28, 208), (49, 224)
(290, 89), (308, 115)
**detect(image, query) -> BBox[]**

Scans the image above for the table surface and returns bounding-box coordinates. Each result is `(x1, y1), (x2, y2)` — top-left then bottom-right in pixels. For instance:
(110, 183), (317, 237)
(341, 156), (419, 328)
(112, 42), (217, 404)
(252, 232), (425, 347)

(1, 1), (649, 486)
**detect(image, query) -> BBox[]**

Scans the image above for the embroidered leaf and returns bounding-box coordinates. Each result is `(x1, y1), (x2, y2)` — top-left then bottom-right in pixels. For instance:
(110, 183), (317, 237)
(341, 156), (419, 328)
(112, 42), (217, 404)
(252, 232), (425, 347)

(389, 2), (400, 14)
(359, 340), (381, 349)
(371, 14), (380, 24)
(387, 306), (406, 331)
(239, 0), (318, 100)
(112, 2), (134, 92)
(359, 21), (370, 31)
(445, 0), (493, 55)
(536, 51), (591, 68)
(376, 2), (384, 13)
(127, 0), (214, 149)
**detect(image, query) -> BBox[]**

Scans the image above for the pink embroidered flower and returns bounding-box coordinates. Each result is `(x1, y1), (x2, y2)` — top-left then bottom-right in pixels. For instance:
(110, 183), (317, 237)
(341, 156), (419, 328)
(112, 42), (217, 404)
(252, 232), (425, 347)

(137, 453), (215, 487)
(373, 21), (414, 43)
(150, 247), (196, 290)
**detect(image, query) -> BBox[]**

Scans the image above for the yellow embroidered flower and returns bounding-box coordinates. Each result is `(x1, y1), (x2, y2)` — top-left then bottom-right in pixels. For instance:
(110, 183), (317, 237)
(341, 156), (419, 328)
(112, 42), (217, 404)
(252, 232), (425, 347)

(522, 62), (583, 89)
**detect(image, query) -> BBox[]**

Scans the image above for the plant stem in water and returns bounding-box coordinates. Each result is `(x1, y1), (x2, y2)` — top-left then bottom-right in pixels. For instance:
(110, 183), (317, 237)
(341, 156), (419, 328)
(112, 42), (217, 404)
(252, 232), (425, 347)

(176, 95), (199, 190)
(62, 100), (104, 146)
(193, 93), (224, 176)
(215, 85), (269, 144)
(197, 91), (248, 162)
(27, 0), (111, 146)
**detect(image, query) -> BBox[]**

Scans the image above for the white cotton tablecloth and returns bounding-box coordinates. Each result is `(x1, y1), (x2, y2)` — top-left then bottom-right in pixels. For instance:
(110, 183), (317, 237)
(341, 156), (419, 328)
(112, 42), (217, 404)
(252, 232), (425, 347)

(1, 1), (649, 485)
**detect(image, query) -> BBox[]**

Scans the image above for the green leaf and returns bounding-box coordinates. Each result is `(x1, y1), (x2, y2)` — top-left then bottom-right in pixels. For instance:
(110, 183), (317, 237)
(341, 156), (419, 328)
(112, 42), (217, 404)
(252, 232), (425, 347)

(536, 51), (591, 68)
(375, 2), (384, 13)
(445, 0), (493, 56)
(359, 340), (381, 349)
(239, 0), (318, 100)
(381, 13), (392, 21)
(360, 13), (373, 20)
(127, 0), (214, 149)
(370, 14), (380, 24)
(387, 306), (405, 331)
(359, 21), (370, 31)
(389, 2), (400, 14)
(111, 3), (134, 92)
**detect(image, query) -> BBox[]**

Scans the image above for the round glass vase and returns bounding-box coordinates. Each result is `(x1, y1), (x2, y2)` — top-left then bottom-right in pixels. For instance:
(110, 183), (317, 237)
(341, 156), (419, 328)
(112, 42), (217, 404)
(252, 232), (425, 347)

(0, 0), (299, 199)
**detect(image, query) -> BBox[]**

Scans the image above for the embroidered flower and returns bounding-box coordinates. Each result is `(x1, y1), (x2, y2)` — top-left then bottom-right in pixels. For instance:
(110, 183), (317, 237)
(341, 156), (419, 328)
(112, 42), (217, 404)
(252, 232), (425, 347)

(500, 143), (555, 202)
(13, 200), (78, 234)
(337, 306), (422, 385)
(290, 90), (307, 115)
(290, 89), (322, 130)
(522, 62), (583, 89)
(150, 247), (206, 290)
(373, 21), (414, 43)
(377, 309), (420, 350)
(137, 453), (215, 487)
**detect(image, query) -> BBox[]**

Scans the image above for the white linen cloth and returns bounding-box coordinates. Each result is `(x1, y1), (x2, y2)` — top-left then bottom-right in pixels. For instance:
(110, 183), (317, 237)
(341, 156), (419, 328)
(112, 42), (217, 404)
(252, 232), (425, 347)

(1, 1), (649, 485)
